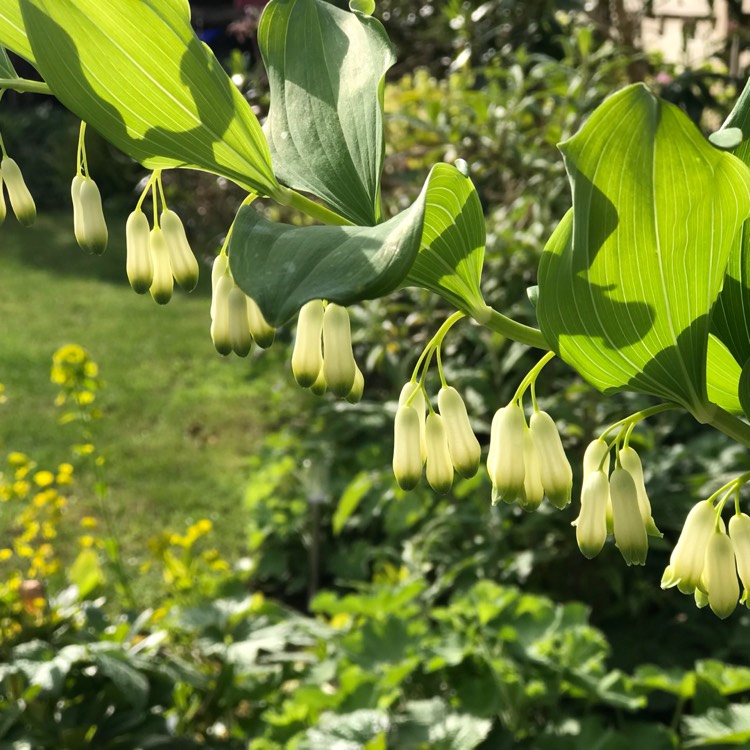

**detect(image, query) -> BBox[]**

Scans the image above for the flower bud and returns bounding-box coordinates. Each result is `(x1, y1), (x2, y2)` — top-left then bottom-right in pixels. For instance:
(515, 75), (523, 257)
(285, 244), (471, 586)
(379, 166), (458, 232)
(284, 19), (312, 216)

(310, 368), (327, 396)
(519, 430), (544, 512)
(575, 470), (609, 559)
(148, 227), (173, 305)
(246, 296), (275, 349)
(609, 467), (648, 566)
(425, 412), (453, 494)
(729, 513), (750, 605)
(584, 439), (613, 534)
(1, 156), (35, 226)
(346, 366), (365, 404)
(393, 405), (423, 490)
(292, 300), (324, 387)
(227, 286), (253, 357)
(661, 500), (715, 594)
(487, 403), (526, 504)
(437, 386), (480, 478)
(322, 304), (357, 397)
(529, 411), (572, 509)
(73, 177), (108, 255)
(125, 210), (153, 294)
(399, 382), (426, 461)
(210, 273), (233, 355)
(210, 254), (229, 319)
(619, 446), (661, 537)
(704, 530), (739, 619)
(161, 209), (198, 291)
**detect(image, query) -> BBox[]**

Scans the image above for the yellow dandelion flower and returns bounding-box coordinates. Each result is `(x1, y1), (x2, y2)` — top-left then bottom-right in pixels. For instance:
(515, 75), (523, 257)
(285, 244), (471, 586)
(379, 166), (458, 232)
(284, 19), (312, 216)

(0, 549), (13, 562)
(80, 516), (97, 529)
(7, 452), (29, 467)
(79, 535), (95, 548)
(33, 471), (55, 488)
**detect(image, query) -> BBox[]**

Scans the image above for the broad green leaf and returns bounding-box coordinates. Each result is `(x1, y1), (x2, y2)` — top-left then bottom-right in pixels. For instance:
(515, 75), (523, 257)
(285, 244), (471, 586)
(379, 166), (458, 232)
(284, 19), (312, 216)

(259, 0), (395, 225)
(712, 223), (750, 366)
(93, 652), (149, 710)
(230, 164), (460, 325)
(333, 471), (372, 535)
(20, 0), (277, 194)
(707, 335), (743, 414)
(403, 163), (487, 316)
(0, 1), (34, 64)
(538, 84), (750, 417)
(0, 46), (17, 79)
(68, 547), (104, 599)
(684, 704), (750, 747)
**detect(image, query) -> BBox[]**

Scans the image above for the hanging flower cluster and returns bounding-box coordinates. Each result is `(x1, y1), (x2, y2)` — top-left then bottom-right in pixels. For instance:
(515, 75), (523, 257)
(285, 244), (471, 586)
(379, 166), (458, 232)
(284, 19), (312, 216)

(660, 474), (750, 619)
(70, 124), (107, 254)
(210, 252), (275, 356)
(291, 300), (363, 402)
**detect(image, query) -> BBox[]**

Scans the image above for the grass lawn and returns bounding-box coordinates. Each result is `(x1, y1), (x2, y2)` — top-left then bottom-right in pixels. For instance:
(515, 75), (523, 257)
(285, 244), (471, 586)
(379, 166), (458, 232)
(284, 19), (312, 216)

(0, 209), (305, 588)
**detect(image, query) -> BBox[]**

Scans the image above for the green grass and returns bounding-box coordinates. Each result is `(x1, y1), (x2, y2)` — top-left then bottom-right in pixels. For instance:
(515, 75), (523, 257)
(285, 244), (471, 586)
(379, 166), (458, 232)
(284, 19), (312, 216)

(0, 210), (305, 574)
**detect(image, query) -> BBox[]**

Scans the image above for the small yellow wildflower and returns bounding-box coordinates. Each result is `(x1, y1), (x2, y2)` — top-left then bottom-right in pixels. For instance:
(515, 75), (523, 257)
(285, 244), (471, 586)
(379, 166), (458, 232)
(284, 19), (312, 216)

(33, 470), (55, 487)
(80, 516), (98, 529)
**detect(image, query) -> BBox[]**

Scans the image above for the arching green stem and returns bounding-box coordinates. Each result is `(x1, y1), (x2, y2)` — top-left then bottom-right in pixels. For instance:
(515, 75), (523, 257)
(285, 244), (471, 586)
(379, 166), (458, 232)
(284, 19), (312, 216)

(0, 77), (52, 95)
(512, 351), (555, 403)
(271, 185), (354, 226)
(473, 304), (549, 350)
(600, 403), (678, 441)
(706, 408), (750, 452)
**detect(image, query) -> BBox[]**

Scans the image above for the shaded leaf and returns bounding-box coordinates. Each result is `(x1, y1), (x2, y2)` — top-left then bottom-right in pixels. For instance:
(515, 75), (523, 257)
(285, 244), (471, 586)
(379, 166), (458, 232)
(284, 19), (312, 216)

(20, 0), (277, 194)
(259, 0), (394, 225)
(0, 46), (16, 78)
(92, 652), (149, 710)
(538, 84), (750, 418)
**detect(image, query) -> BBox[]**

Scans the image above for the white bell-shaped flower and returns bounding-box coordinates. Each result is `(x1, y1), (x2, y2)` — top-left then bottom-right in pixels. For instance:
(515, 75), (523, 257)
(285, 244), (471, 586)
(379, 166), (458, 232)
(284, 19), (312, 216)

(148, 227), (173, 305)
(322, 303), (357, 397)
(583, 438), (613, 533)
(246, 297), (275, 349)
(292, 300), (325, 387)
(227, 286), (253, 357)
(425, 412), (453, 494)
(210, 273), (233, 355)
(529, 410), (572, 509)
(346, 366), (365, 404)
(609, 467), (648, 566)
(399, 382), (426, 461)
(661, 500), (716, 594)
(729, 513), (750, 605)
(619, 446), (661, 537)
(1, 156), (35, 226)
(161, 209), (198, 291)
(210, 254), (229, 319)
(704, 529), (739, 619)
(487, 403), (526, 504)
(72, 176), (108, 255)
(125, 210), (153, 294)
(575, 470), (609, 559)
(520, 429), (544, 511)
(393, 405), (423, 491)
(437, 386), (480, 478)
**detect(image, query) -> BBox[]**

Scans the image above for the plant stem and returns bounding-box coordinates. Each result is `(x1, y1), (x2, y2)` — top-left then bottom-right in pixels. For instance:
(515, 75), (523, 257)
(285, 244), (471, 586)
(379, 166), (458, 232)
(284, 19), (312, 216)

(271, 185), (354, 226)
(473, 304), (549, 350)
(708, 407), (750, 451)
(0, 77), (52, 95)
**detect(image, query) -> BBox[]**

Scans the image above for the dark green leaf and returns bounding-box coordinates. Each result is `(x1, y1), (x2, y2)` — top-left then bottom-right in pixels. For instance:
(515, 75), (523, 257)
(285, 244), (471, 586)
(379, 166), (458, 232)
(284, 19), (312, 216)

(538, 84), (750, 418)
(19, 0), (277, 194)
(259, 0), (395, 225)
(0, 46), (16, 78)
(92, 652), (149, 710)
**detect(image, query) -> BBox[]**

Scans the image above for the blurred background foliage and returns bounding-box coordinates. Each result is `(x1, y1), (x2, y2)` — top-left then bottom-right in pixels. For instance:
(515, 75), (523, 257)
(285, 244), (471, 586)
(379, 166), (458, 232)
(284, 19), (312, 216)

(1, 0), (750, 747)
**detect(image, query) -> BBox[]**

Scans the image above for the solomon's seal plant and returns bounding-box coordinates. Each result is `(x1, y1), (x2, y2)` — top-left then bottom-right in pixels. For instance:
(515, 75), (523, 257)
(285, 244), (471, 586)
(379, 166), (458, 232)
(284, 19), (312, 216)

(5, 0), (750, 616)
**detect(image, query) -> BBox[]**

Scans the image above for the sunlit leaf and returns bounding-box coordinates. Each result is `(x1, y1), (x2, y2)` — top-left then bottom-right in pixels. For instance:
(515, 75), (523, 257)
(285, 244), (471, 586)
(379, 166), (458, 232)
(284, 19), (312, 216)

(259, 0), (395, 225)
(0, 0), (35, 64)
(683, 704), (750, 747)
(403, 163), (486, 316)
(706, 335), (742, 414)
(538, 84), (750, 418)
(19, 0), (277, 194)
(230, 164), (473, 325)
